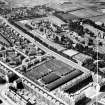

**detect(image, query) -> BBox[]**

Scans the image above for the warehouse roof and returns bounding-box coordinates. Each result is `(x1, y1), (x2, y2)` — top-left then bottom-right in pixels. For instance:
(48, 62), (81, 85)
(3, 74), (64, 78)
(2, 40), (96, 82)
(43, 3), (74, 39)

(45, 70), (83, 91)
(63, 49), (79, 57)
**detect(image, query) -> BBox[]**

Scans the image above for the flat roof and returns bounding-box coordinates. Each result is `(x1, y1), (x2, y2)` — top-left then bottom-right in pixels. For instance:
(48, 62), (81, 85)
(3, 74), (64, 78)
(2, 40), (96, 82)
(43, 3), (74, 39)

(63, 49), (79, 57)
(45, 69), (83, 91)
(47, 15), (66, 26)
(24, 58), (83, 91)
(64, 75), (93, 94)
(72, 53), (92, 63)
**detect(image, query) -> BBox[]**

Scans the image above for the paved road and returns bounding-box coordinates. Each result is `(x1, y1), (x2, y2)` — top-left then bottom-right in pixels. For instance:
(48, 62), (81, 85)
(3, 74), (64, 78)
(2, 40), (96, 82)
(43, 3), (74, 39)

(0, 16), (92, 74)
(7, 19), (105, 105)
(0, 16), (100, 105)
(13, 46), (29, 58)
(31, 30), (66, 51)
(0, 60), (68, 105)
(1, 14), (105, 105)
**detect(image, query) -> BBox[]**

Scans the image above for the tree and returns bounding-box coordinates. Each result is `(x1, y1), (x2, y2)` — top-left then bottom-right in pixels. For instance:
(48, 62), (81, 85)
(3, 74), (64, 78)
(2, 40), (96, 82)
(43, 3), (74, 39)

(0, 77), (6, 84)
(75, 43), (85, 52)
(82, 58), (94, 66)
(54, 36), (59, 43)
(88, 39), (94, 46)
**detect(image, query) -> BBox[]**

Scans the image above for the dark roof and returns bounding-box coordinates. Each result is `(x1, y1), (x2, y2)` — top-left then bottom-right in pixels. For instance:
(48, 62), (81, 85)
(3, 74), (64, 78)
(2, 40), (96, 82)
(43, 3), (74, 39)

(17, 82), (24, 89)
(65, 75), (93, 94)
(41, 72), (60, 84)
(75, 96), (91, 105)
(100, 84), (105, 92)
(45, 70), (83, 91)
(8, 73), (19, 83)
(9, 86), (17, 92)
(0, 77), (6, 84)
(26, 102), (33, 105)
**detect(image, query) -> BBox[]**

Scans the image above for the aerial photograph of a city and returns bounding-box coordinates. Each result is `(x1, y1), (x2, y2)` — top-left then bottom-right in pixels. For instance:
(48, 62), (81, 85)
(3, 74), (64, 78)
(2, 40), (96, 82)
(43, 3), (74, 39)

(0, 0), (105, 105)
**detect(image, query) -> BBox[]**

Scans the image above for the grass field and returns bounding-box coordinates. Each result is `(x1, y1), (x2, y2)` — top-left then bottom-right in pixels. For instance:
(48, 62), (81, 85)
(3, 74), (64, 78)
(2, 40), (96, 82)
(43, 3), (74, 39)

(0, 0), (104, 8)
(88, 14), (105, 23)
(1, 0), (105, 17)
(1, 0), (68, 8)
(24, 59), (74, 82)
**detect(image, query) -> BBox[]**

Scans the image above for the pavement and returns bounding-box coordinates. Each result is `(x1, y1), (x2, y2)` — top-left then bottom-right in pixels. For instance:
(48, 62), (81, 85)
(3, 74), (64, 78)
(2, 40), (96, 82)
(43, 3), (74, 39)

(31, 30), (66, 51)
(1, 16), (91, 74)
(12, 46), (29, 58)
(1, 16), (105, 105)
